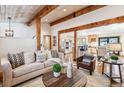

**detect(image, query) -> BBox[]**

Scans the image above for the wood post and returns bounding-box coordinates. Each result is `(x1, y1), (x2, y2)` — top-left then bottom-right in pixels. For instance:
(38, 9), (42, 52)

(74, 31), (77, 60)
(35, 17), (41, 50)
(50, 35), (52, 49)
(58, 32), (60, 51)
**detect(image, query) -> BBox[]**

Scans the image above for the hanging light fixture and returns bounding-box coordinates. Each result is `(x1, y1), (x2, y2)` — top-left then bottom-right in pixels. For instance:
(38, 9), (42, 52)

(5, 17), (14, 37)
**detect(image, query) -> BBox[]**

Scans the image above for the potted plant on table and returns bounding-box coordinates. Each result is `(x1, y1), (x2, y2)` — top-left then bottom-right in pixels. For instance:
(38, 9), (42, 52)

(53, 63), (62, 77)
(110, 54), (119, 62)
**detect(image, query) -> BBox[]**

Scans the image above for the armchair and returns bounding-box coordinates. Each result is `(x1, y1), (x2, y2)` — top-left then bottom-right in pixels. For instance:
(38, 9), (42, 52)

(77, 55), (96, 75)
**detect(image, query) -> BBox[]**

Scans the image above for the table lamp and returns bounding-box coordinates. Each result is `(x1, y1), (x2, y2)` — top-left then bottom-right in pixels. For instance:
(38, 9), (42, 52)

(107, 43), (122, 55)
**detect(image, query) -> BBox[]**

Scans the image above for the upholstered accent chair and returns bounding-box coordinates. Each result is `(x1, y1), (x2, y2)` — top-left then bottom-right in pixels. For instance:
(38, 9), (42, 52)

(77, 55), (96, 75)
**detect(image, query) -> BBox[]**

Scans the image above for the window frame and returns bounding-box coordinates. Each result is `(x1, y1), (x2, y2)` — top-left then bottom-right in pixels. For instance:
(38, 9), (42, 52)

(98, 36), (120, 46)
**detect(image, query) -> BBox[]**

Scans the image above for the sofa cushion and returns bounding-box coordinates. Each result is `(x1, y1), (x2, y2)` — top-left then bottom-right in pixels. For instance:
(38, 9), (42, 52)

(35, 51), (46, 62)
(8, 52), (25, 69)
(48, 58), (62, 64)
(44, 60), (57, 67)
(51, 50), (59, 58)
(13, 62), (44, 78)
(24, 52), (35, 64)
(44, 58), (62, 67)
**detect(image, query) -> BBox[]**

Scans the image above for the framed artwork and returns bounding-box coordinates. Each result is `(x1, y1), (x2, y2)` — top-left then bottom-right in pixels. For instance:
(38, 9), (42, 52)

(88, 34), (97, 43)
(53, 36), (56, 46)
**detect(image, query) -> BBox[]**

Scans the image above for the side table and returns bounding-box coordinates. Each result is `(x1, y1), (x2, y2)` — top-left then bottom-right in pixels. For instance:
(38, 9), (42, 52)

(101, 60), (123, 84)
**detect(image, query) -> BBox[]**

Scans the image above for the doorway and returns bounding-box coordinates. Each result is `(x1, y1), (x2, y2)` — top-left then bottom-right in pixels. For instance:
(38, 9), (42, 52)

(59, 32), (74, 62)
(43, 35), (51, 50)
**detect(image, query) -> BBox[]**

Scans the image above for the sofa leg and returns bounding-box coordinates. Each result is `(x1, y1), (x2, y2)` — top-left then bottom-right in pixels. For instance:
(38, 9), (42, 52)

(77, 66), (79, 69)
(90, 70), (92, 75)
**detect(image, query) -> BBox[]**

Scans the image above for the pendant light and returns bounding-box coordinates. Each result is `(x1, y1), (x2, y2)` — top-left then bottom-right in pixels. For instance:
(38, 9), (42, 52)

(5, 17), (14, 37)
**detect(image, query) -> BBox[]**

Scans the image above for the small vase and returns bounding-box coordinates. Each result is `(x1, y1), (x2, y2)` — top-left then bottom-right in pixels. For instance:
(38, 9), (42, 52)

(53, 72), (60, 77)
(67, 57), (73, 78)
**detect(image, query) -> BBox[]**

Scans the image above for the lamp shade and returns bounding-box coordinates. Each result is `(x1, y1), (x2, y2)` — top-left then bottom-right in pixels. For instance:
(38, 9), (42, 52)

(107, 43), (122, 51)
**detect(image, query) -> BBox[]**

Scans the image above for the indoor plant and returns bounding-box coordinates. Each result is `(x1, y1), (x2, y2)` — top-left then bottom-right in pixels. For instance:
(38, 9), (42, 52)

(53, 63), (61, 77)
(110, 54), (119, 62)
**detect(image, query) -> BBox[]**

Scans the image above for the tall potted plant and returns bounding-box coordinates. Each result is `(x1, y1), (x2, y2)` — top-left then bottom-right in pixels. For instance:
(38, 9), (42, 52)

(110, 54), (119, 62)
(53, 63), (61, 77)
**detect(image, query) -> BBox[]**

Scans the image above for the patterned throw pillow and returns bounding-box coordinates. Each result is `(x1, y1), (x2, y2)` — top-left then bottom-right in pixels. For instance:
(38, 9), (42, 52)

(8, 52), (25, 69)
(35, 51), (46, 62)
(51, 50), (59, 58)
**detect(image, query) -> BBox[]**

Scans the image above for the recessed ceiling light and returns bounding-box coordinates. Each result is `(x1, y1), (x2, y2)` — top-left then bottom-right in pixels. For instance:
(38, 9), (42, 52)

(63, 9), (67, 12)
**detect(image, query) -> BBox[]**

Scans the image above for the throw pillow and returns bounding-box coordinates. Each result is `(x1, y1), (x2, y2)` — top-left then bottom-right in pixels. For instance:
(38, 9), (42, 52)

(83, 54), (94, 65)
(35, 51), (46, 62)
(8, 52), (25, 69)
(46, 50), (52, 59)
(24, 51), (35, 64)
(51, 50), (59, 58)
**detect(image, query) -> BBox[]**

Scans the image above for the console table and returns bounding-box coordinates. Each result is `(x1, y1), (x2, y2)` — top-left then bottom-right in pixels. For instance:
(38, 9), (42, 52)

(101, 60), (123, 84)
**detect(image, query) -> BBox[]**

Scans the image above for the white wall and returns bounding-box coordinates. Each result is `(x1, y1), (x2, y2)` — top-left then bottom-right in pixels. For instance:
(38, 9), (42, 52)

(0, 22), (35, 38)
(51, 5), (124, 51)
(0, 22), (36, 57)
(41, 23), (51, 46)
(0, 38), (37, 57)
(0, 22), (51, 57)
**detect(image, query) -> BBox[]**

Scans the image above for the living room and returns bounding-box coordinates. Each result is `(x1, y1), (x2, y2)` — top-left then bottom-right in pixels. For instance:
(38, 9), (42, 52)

(0, 3), (124, 90)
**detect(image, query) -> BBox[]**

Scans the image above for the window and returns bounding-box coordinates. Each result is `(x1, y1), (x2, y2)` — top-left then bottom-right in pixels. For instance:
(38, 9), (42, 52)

(99, 36), (120, 46)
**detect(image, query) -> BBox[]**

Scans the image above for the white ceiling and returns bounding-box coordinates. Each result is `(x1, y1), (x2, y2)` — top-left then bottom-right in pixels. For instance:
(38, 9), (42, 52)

(41, 5), (88, 23)
(0, 5), (88, 24)
(0, 5), (44, 23)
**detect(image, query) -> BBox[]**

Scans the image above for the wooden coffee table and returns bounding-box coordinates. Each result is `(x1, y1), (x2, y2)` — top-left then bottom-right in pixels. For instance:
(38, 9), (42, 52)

(42, 68), (87, 87)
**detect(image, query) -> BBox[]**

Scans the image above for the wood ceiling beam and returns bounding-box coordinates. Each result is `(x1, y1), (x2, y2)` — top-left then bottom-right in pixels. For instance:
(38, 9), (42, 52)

(58, 15), (124, 33)
(27, 5), (59, 26)
(50, 5), (106, 26)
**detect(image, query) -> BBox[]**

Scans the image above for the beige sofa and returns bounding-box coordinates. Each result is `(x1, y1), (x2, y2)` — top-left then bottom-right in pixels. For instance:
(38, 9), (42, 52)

(0, 51), (64, 87)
